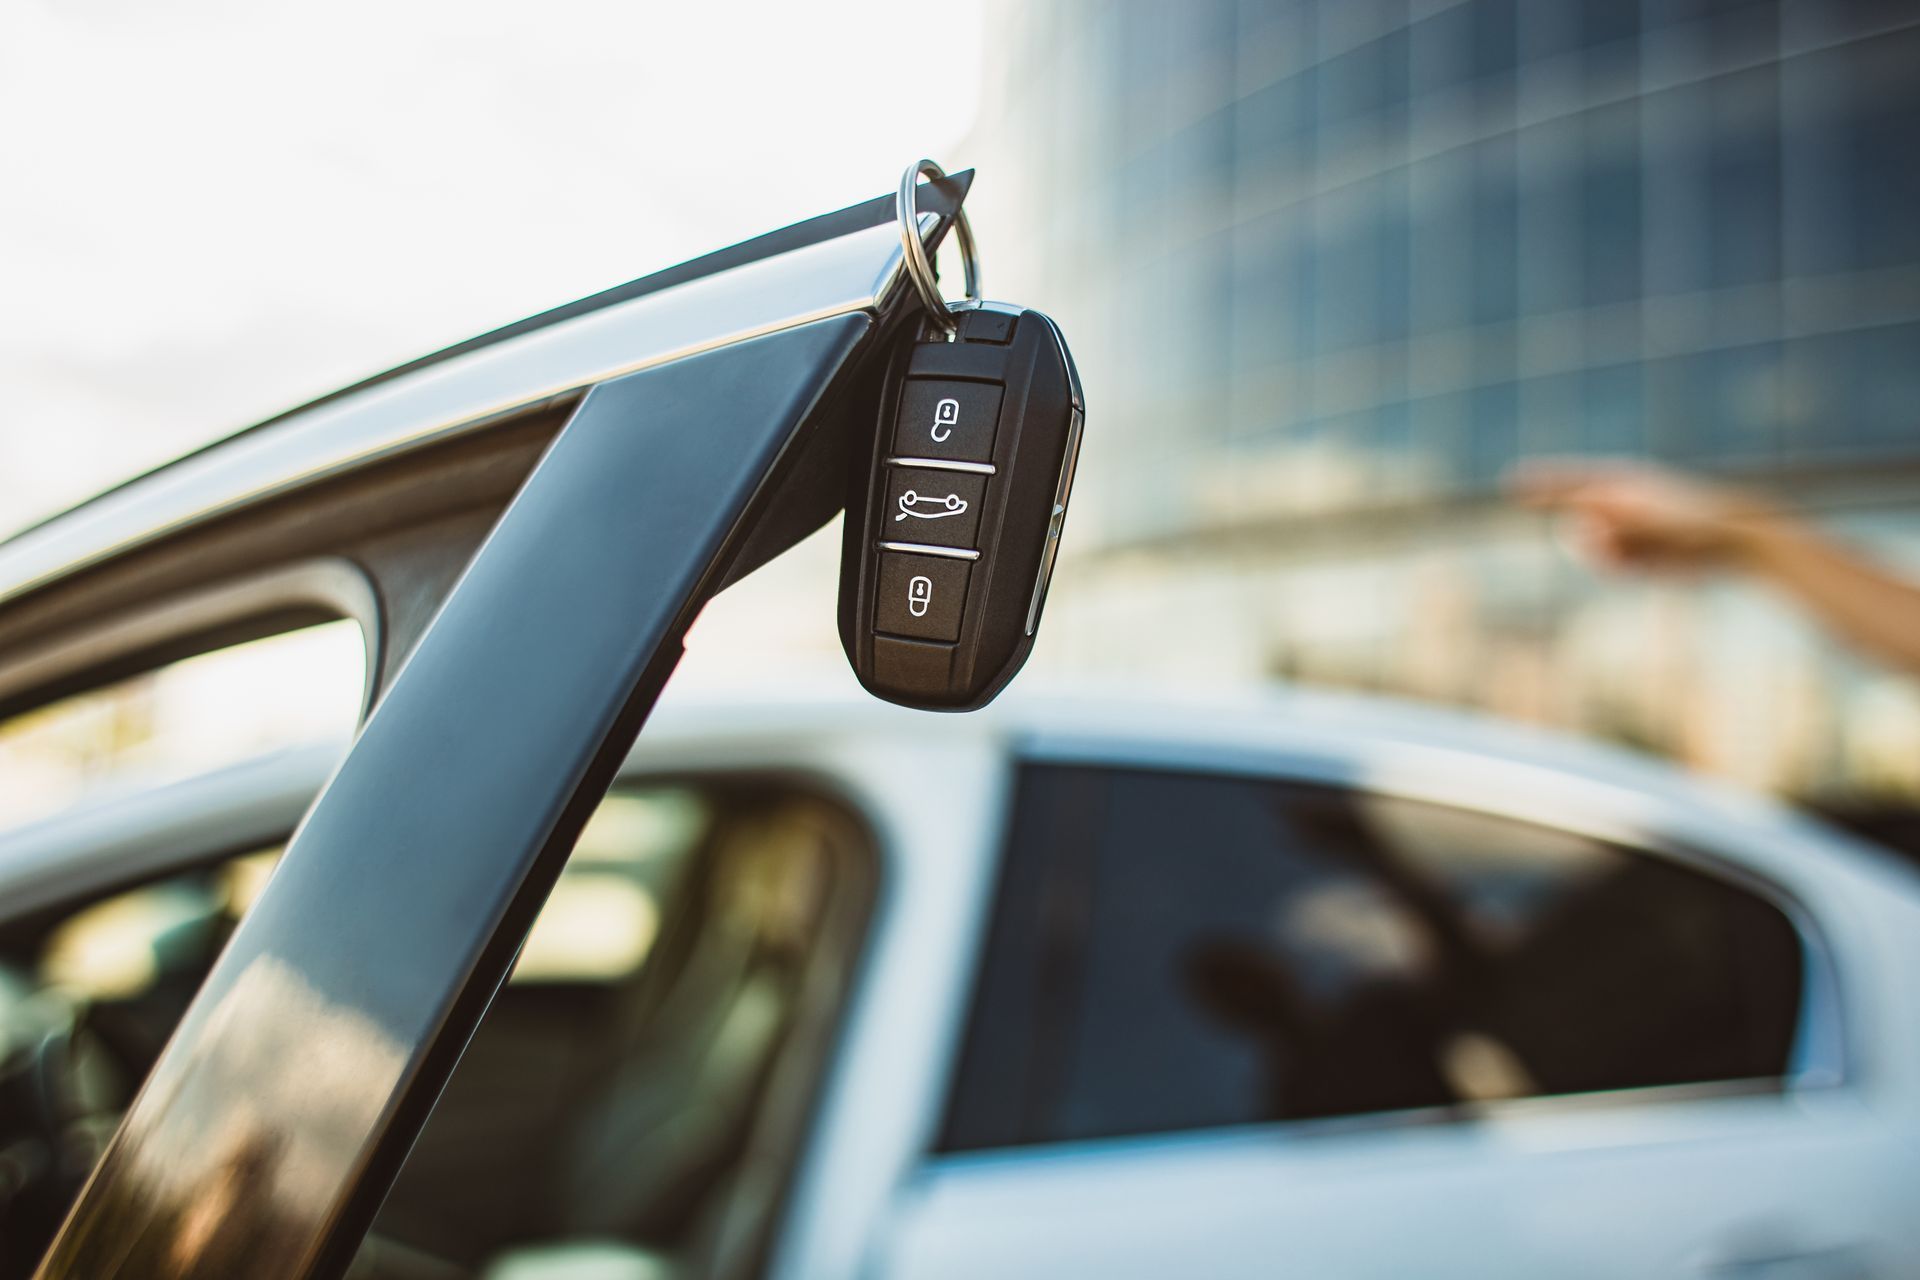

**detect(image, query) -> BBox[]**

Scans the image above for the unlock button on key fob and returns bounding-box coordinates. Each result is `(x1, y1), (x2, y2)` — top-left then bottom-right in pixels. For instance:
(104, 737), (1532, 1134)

(894, 380), (1002, 463)
(875, 553), (970, 642)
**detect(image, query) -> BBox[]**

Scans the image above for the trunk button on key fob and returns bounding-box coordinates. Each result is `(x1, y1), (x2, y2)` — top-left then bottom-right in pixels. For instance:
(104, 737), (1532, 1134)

(882, 466), (987, 549)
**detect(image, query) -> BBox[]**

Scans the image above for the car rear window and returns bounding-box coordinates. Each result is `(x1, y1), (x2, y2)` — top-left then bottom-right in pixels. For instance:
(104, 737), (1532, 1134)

(941, 764), (1806, 1151)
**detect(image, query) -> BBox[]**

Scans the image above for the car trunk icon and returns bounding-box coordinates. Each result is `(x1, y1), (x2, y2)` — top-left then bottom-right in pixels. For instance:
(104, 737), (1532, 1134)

(896, 489), (969, 521)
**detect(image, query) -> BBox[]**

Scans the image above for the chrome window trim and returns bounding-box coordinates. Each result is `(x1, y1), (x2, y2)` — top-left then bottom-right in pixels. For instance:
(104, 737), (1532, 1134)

(916, 1075), (1806, 1178)
(1013, 730), (1850, 1097)
(0, 215), (933, 609)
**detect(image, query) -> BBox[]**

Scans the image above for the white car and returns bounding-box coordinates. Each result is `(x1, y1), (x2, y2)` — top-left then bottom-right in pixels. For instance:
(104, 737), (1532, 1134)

(4, 685), (1917, 1279)
(4, 172), (1914, 1279)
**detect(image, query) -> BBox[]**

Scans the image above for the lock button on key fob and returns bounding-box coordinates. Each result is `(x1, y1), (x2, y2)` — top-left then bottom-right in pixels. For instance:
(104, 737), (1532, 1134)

(874, 552), (970, 642)
(840, 302), (1084, 711)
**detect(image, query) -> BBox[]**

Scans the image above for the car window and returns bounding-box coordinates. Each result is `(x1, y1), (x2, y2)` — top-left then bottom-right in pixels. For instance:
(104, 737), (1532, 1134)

(0, 781), (875, 1280)
(0, 620), (364, 832)
(941, 765), (1805, 1152)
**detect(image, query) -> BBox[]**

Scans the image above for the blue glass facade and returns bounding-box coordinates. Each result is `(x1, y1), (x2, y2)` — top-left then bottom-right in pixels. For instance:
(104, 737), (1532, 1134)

(970, 0), (1920, 796)
(976, 0), (1920, 529)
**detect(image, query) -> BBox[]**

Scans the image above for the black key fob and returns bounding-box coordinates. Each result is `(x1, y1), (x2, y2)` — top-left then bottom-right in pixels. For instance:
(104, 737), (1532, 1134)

(839, 302), (1084, 711)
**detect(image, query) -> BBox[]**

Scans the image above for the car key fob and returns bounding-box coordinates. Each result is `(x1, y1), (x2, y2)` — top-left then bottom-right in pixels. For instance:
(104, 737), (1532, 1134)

(839, 302), (1084, 711)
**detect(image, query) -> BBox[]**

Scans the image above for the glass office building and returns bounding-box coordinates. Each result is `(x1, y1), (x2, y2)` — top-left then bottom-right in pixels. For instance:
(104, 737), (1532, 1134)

(968, 0), (1920, 799)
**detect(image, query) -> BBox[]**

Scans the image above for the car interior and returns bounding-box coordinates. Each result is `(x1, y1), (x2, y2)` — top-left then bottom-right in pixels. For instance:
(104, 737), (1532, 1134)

(0, 781), (877, 1280)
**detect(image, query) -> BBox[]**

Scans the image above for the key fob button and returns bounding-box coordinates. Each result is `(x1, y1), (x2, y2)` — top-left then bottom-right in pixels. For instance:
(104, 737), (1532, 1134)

(894, 380), (1002, 463)
(874, 552), (970, 642)
(955, 308), (1016, 344)
(882, 466), (986, 549)
(870, 634), (957, 689)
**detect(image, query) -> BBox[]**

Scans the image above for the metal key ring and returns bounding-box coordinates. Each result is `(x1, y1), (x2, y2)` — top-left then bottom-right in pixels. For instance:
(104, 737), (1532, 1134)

(897, 158), (981, 334)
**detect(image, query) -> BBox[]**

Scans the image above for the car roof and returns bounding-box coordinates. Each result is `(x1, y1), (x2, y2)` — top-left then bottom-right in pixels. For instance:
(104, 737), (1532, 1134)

(0, 680), (1906, 919)
(643, 678), (1799, 831)
(0, 177), (972, 562)
(0, 175), (973, 613)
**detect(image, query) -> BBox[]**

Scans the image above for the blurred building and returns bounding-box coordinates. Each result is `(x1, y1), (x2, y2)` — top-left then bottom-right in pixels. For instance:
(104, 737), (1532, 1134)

(968, 0), (1920, 801)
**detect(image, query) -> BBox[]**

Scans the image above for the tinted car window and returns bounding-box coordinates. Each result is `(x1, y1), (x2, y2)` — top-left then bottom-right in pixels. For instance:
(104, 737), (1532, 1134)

(942, 765), (1803, 1151)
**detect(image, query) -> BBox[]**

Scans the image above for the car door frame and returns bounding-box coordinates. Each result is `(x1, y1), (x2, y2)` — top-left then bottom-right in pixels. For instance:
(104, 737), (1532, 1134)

(5, 175), (976, 1280)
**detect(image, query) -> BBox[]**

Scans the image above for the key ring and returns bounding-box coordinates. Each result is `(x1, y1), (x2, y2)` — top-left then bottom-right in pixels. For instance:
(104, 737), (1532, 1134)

(897, 158), (981, 335)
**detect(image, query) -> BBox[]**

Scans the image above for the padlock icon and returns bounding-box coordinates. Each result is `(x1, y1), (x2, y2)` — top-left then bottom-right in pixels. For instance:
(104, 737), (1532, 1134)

(908, 575), (934, 618)
(931, 397), (960, 443)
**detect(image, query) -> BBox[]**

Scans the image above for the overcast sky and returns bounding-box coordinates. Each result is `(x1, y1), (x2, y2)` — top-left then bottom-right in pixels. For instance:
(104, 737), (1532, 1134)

(0, 0), (983, 531)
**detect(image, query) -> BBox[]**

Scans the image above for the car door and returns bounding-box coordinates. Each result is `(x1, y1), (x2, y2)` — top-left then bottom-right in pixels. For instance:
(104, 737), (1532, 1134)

(0, 754), (880, 1280)
(0, 174), (975, 1280)
(889, 758), (1920, 1279)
